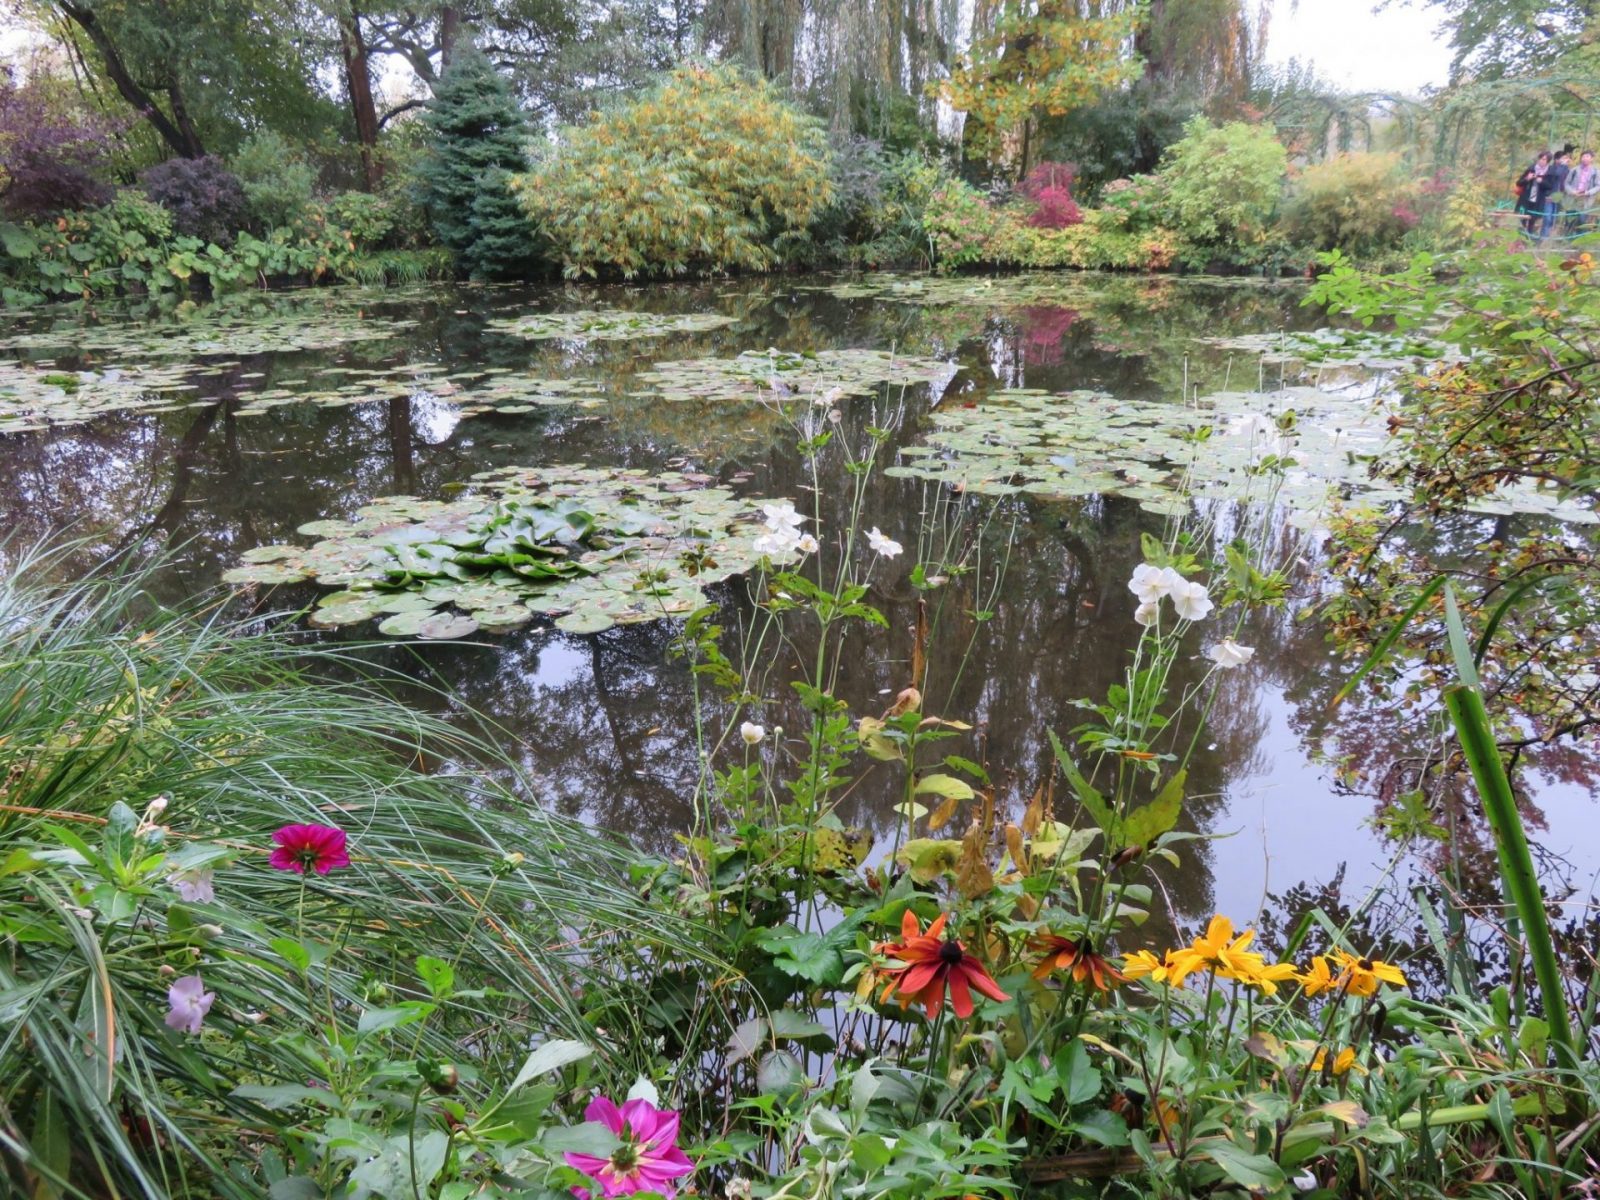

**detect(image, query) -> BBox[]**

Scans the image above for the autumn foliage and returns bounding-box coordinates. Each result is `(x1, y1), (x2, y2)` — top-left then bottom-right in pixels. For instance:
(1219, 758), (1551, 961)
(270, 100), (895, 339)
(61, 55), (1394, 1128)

(513, 65), (832, 278)
(940, 1), (1138, 173)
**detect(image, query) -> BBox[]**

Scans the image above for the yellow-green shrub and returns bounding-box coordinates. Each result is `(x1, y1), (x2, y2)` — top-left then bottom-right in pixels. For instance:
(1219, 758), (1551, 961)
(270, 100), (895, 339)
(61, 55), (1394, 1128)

(513, 65), (832, 277)
(1281, 153), (1418, 255)
(923, 179), (1182, 271)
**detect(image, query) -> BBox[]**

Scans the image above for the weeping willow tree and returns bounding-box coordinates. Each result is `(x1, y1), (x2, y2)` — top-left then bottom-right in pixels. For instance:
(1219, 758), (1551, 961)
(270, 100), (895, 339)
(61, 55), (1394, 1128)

(702, 0), (965, 140)
(1137, 0), (1271, 114)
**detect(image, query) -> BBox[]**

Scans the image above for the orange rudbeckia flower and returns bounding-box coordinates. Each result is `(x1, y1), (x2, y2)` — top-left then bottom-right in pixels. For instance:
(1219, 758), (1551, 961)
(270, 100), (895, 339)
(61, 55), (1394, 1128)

(874, 911), (1010, 1019)
(1029, 933), (1124, 992)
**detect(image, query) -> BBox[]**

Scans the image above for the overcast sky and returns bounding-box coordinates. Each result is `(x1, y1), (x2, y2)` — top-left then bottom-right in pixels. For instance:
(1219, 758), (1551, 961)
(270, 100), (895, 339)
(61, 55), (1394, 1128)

(1264, 0), (1455, 94)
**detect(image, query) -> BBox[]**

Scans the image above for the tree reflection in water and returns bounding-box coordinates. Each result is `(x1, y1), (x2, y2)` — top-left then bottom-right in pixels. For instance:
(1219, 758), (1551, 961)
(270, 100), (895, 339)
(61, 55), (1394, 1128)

(0, 270), (1594, 953)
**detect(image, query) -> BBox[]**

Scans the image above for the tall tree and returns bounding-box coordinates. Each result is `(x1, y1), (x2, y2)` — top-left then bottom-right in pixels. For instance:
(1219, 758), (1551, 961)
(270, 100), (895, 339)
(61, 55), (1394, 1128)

(1397, 0), (1597, 81)
(1137, 0), (1269, 114)
(44, 0), (339, 158)
(418, 46), (534, 279)
(334, 4), (382, 187)
(942, 0), (1140, 178)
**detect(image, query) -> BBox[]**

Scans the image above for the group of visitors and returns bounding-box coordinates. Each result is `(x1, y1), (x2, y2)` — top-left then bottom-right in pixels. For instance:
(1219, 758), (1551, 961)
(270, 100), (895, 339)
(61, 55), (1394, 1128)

(1515, 145), (1600, 240)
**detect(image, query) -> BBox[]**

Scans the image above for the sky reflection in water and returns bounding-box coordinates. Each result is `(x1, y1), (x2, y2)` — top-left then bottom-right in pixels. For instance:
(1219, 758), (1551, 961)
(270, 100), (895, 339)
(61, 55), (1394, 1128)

(3, 270), (1595, 946)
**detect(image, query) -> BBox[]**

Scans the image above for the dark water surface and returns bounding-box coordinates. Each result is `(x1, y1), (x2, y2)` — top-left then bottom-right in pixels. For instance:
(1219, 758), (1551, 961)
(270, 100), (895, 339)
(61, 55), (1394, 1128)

(4, 271), (1596, 941)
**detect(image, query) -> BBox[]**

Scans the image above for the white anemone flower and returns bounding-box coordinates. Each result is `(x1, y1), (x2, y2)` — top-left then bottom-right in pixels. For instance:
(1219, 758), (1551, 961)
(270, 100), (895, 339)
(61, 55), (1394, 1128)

(1133, 599), (1160, 627)
(740, 722), (766, 746)
(1205, 639), (1254, 668)
(795, 533), (820, 555)
(761, 502), (806, 532)
(1168, 579), (1214, 622)
(753, 529), (801, 557)
(866, 527), (903, 558)
(1128, 563), (1181, 604)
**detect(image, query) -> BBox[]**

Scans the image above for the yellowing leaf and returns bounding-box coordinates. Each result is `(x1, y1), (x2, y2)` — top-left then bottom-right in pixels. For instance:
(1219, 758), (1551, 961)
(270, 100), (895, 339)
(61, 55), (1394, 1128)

(914, 773), (975, 801)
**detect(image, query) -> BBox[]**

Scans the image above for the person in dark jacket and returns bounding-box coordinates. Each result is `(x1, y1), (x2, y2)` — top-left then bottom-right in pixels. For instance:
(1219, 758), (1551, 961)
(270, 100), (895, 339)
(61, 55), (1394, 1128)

(1517, 151), (1551, 231)
(1539, 149), (1572, 240)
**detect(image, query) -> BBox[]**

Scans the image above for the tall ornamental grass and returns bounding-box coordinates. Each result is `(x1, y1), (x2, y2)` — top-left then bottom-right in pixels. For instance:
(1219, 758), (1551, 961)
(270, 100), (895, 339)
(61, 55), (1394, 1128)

(0, 543), (704, 1199)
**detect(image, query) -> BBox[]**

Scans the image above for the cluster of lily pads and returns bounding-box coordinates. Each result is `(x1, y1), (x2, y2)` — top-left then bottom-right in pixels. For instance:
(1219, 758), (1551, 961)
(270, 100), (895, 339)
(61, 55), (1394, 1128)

(806, 271), (1300, 310)
(890, 385), (1599, 526)
(222, 464), (798, 636)
(1200, 328), (1457, 369)
(635, 347), (955, 403)
(0, 305), (414, 359)
(484, 310), (737, 341)
(0, 359), (210, 433)
(228, 365), (608, 418)
(887, 386), (1410, 522)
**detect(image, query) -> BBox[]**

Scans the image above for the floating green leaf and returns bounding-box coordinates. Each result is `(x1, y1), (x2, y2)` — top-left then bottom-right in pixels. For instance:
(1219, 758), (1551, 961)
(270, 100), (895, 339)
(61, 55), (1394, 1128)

(222, 464), (799, 637)
(635, 347), (953, 403)
(485, 309), (736, 341)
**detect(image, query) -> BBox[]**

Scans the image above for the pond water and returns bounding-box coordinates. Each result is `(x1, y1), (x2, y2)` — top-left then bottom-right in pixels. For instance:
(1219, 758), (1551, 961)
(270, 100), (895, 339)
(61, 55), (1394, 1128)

(4, 270), (1597, 943)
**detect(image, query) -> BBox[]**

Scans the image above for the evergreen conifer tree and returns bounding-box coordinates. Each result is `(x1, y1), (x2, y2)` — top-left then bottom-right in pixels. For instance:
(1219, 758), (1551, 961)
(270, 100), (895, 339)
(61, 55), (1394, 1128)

(420, 47), (538, 279)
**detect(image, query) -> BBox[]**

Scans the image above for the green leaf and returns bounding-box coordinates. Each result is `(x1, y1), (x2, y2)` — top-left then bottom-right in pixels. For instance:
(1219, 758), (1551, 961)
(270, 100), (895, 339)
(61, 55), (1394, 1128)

(1206, 1142), (1286, 1193)
(913, 773), (975, 801)
(415, 955), (455, 1000)
(1049, 730), (1119, 841)
(769, 1010), (829, 1040)
(1121, 768), (1186, 848)
(233, 1084), (340, 1110)
(756, 1049), (805, 1101)
(1059, 1040), (1101, 1105)
(728, 1017), (767, 1064)
(508, 1039), (592, 1093)
(543, 1121), (622, 1158)
(357, 1002), (436, 1036)
(269, 937), (311, 973)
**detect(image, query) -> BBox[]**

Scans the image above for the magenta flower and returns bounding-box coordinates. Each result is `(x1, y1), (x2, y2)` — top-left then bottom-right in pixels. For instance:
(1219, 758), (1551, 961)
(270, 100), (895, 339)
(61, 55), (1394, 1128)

(563, 1096), (695, 1198)
(268, 824), (350, 875)
(165, 974), (214, 1035)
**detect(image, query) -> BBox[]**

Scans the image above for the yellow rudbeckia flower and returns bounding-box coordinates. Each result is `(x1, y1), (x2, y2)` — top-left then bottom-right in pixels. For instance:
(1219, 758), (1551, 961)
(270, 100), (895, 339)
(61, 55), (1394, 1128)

(1121, 948), (1175, 985)
(1296, 955), (1338, 997)
(1331, 951), (1408, 997)
(1311, 1046), (1368, 1076)
(1230, 959), (1300, 995)
(1166, 915), (1261, 987)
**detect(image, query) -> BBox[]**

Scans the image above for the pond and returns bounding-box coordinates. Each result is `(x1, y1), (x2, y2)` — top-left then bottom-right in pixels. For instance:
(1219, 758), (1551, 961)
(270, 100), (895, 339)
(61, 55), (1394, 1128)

(3, 270), (1596, 940)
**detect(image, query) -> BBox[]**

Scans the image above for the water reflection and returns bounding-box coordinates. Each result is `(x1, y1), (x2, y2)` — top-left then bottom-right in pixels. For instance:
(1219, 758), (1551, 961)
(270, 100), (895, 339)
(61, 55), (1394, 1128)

(2, 271), (1595, 941)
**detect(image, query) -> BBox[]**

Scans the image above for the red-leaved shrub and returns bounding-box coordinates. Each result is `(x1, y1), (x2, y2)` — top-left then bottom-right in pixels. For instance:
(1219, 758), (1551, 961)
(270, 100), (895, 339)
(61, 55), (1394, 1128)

(1027, 185), (1083, 229)
(1018, 161), (1083, 229)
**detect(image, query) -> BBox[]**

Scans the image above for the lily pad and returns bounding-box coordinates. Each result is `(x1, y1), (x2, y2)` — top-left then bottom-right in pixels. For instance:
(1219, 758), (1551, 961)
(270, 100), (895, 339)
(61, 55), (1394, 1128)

(636, 348), (955, 403)
(1199, 328), (1460, 370)
(222, 464), (804, 638)
(0, 359), (211, 434)
(485, 310), (736, 342)
(892, 385), (1594, 527)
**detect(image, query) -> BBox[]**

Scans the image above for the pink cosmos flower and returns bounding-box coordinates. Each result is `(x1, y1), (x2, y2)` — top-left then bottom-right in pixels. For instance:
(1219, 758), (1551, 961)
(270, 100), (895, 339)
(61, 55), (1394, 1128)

(165, 974), (214, 1035)
(268, 824), (350, 875)
(563, 1096), (695, 1198)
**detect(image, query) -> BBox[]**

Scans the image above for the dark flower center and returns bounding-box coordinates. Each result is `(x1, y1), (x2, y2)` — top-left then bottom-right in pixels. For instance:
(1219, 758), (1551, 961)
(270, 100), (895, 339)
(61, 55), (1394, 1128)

(610, 1142), (640, 1172)
(938, 940), (965, 965)
(1357, 958), (1375, 971)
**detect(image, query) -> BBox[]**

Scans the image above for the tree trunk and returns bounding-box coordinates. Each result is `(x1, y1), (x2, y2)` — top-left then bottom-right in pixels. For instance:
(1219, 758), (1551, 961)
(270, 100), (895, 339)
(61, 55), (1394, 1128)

(57, 1), (205, 158)
(439, 5), (461, 69)
(338, 6), (383, 189)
